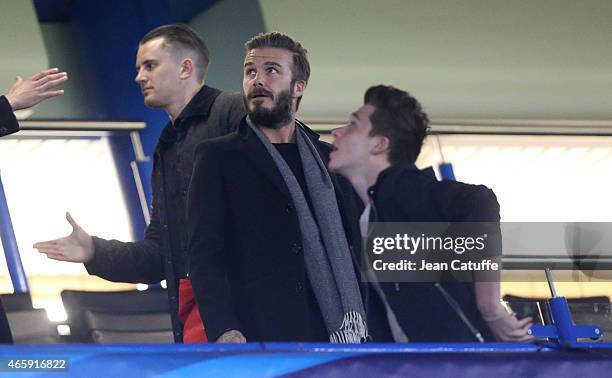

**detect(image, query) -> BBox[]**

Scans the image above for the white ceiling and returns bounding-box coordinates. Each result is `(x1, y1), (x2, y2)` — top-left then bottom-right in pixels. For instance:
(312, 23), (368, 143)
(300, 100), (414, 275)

(0, 1), (49, 103)
(259, 0), (612, 122)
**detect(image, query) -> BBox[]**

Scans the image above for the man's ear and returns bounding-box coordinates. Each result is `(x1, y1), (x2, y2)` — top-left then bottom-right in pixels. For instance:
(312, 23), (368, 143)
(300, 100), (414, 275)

(179, 58), (195, 80)
(371, 135), (390, 156)
(292, 80), (306, 98)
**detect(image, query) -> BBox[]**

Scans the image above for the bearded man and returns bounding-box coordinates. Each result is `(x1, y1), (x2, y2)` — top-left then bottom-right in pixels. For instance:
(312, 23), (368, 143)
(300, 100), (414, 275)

(186, 32), (368, 343)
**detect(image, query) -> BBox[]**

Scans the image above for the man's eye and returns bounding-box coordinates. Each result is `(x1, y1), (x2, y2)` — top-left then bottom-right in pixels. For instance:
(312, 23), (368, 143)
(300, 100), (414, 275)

(245, 69), (256, 76)
(267, 67), (278, 74)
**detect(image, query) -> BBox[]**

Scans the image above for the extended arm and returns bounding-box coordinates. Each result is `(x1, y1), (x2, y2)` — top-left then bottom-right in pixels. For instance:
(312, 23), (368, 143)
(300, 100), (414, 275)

(35, 203), (165, 284)
(463, 187), (534, 342)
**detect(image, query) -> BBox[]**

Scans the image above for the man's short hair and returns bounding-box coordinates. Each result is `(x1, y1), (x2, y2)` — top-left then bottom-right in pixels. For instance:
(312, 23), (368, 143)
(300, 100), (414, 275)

(365, 85), (430, 165)
(245, 32), (310, 110)
(140, 24), (210, 83)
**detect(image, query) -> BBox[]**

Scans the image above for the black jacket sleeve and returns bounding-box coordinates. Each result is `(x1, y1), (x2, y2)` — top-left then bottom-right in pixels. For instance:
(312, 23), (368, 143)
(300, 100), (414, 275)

(0, 96), (19, 138)
(431, 181), (502, 258)
(459, 186), (502, 258)
(187, 141), (241, 341)
(84, 192), (164, 284)
(457, 185), (501, 222)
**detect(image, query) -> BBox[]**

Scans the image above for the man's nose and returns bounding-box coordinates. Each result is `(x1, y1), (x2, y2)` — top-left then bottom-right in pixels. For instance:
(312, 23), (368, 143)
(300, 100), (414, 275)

(135, 70), (144, 84)
(331, 126), (344, 137)
(251, 72), (264, 87)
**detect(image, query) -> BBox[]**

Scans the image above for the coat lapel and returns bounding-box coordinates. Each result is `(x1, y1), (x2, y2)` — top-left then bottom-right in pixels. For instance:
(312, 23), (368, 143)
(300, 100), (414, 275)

(236, 119), (292, 201)
(235, 118), (332, 203)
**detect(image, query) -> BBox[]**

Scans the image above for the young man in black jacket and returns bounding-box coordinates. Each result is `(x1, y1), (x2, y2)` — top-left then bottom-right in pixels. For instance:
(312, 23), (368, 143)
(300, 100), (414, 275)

(34, 24), (244, 343)
(328, 85), (533, 342)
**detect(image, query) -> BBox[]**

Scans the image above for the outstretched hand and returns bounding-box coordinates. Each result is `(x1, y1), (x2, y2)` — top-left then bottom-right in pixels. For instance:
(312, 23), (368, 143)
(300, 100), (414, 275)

(5, 68), (68, 111)
(33, 212), (94, 263)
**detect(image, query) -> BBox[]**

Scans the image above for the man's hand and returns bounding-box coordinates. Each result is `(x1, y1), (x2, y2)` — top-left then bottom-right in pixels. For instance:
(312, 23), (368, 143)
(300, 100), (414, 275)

(216, 330), (246, 343)
(483, 306), (535, 342)
(33, 212), (94, 263)
(474, 280), (534, 342)
(5, 68), (68, 111)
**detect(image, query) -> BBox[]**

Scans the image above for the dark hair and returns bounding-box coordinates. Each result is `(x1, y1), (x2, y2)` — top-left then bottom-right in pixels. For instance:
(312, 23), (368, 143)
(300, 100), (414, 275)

(245, 32), (310, 110)
(364, 85), (430, 165)
(140, 24), (210, 83)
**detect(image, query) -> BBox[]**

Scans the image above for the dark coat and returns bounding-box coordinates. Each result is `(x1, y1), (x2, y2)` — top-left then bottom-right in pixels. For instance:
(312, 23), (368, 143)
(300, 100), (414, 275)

(366, 163), (499, 342)
(0, 96), (19, 138)
(85, 86), (245, 342)
(187, 118), (362, 342)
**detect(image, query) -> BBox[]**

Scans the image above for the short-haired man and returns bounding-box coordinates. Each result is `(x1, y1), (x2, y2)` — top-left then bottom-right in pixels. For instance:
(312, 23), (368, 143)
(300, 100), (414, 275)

(1, 68), (67, 344)
(328, 85), (533, 342)
(34, 24), (244, 343)
(187, 32), (367, 343)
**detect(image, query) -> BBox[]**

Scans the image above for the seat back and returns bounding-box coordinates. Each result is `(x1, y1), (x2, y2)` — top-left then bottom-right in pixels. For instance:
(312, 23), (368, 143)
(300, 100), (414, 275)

(91, 329), (174, 344)
(0, 292), (34, 312)
(61, 289), (169, 342)
(84, 310), (173, 344)
(503, 294), (549, 324)
(83, 310), (172, 332)
(6, 309), (59, 344)
(504, 294), (611, 333)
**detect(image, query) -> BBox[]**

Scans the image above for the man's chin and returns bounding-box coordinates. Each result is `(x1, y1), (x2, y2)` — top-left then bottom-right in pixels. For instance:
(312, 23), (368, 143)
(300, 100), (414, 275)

(248, 100), (272, 111)
(327, 159), (340, 173)
(143, 98), (163, 109)
(328, 157), (351, 176)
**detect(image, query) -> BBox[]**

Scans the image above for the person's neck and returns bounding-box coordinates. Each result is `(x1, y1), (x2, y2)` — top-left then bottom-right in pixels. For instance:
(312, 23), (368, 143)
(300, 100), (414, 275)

(346, 160), (391, 206)
(166, 82), (203, 123)
(261, 118), (296, 143)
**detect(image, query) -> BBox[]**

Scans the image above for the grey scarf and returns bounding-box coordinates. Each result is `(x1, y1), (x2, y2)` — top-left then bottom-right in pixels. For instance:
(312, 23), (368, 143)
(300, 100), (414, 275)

(248, 118), (368, 343)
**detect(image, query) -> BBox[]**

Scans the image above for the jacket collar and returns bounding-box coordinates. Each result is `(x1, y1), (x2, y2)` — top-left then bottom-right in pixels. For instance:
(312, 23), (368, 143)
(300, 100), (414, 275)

(158, 85), (222, 147)
(369, 162), (436, 194)
(237, 116), (323, 200)
(175, 85), (221, 121)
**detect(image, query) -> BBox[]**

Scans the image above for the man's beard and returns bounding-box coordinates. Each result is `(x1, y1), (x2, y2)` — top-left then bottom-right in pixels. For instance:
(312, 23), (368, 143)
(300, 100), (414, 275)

(244, 89), (293, 129)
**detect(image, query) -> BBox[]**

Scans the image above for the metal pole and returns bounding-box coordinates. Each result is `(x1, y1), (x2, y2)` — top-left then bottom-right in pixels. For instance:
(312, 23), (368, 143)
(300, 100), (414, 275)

(545, 267), (557, 298)
(0, 171), (29, 292)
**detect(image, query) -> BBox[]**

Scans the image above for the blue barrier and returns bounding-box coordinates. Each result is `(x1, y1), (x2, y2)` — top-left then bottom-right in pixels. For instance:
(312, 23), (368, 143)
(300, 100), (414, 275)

(0, 343), (611, 377)
(0, 173), (29, 293)
(438, 162), (456, 181)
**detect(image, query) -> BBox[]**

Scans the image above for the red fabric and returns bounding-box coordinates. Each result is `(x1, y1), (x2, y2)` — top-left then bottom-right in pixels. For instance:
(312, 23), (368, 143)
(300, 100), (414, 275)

(178, 278), (208, 343)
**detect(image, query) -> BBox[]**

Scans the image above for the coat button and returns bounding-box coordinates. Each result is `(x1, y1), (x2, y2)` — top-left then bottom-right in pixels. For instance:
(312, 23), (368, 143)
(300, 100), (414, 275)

(292, 243), (302, 255)
(295, 281), (304, 293)
(285, 203), (293, 213)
